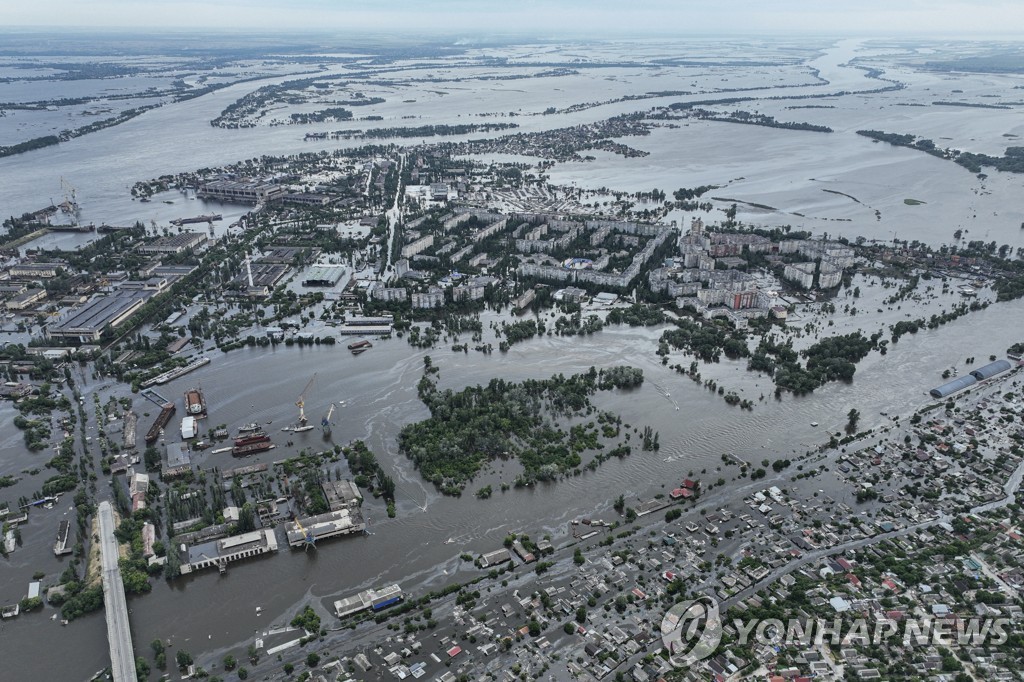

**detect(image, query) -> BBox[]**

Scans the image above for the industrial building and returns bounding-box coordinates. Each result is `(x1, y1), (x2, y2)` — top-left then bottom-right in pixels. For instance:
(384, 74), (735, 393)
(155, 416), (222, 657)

(137, 232), (207, 255)
(970, 359), (1012, 380)
(346, 315), (394, 326)
(163, 443), (192, 477)
(45, 291), (151, 343)
(929, 375), (978, 399)
(479, 548), (513, 568)
(338, 324), (392, 335)
(5, 289), (47, 311)
(278, 193), (333, 207)
(285, 508), (366, 548)
(930, 359), (1014, 398)
(333, 584), (403, 618)
(302, 265), (346, 287)
(178, 528), (279, 575)
(232, 262), (288, 289)
(8, 262), (64, 279)
(322, 480), (362, 511)
(198, 179), (285, 204)
(259, 246), (315, 264)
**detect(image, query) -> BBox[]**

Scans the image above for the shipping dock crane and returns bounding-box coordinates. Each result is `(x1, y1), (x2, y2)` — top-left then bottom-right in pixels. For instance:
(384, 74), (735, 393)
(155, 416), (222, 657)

(321, 402), (336, 438)
(295, 373), (317, 428)
(293, 515), (316, 551)
(59, 176), (81, 223)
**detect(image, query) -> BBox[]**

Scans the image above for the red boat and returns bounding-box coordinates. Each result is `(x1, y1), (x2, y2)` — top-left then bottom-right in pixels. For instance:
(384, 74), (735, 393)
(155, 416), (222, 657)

(232, 441), (274, 457)
(234, 433), (270, 447)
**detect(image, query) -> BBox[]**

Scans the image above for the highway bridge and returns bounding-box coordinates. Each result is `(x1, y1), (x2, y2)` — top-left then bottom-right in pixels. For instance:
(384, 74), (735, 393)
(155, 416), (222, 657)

(98, 501), (136, 682)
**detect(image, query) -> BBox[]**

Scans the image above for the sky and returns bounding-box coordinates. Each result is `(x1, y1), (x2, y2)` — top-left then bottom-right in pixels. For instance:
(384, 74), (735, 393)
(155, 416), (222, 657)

(4, 0), (1024, 36)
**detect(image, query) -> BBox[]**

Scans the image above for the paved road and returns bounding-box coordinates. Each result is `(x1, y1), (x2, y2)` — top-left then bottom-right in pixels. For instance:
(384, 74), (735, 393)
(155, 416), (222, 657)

(383, 153), (405, 273)
(98, 501), (136, 682)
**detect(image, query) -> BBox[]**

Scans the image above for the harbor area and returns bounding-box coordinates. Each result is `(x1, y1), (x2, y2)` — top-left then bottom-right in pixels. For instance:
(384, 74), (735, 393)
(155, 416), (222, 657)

(284, 508), (366, 549)
(178, 528), (278, 575)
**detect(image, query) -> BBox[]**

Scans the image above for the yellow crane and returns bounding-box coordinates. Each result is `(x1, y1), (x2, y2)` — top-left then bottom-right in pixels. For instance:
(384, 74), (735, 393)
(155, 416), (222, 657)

(292, 515), (316, 551)
(295, 373), (317, 427)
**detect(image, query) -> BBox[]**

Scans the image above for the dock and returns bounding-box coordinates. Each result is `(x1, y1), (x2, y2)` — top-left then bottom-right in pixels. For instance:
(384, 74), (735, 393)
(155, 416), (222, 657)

(140, 388), (172, 408)
(54, 519), (73, 556)
(144, 403), (176, 445)
(140, 356), (210, 388)
(171, 214), (222, 226)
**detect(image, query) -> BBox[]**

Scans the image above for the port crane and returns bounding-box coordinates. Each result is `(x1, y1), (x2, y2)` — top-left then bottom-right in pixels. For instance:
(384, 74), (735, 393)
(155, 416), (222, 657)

(321, 402), (336, 437)
(295, 373), (317, 427)
(293, 515), (316, 551)
(59, 176), (81, 224)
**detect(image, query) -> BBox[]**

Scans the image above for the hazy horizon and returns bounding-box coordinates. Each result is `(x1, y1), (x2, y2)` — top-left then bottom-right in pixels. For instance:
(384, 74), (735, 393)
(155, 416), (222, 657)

(5, 0), (1024, 38)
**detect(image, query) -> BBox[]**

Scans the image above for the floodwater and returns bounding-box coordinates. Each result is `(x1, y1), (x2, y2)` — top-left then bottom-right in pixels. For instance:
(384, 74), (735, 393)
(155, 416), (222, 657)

(3, 38), (1022, 250)
(3, 290), (1024, 680)
(2, 37), (1024, 678)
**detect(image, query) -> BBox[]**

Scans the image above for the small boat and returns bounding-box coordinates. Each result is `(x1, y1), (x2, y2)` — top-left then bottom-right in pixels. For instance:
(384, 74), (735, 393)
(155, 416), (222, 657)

(810, 422), (819, 427)
(443, 538), (454, 545)
(351, 347), (369, 355)
(256, 607), (262, 616)
(238, 422), (262, 433)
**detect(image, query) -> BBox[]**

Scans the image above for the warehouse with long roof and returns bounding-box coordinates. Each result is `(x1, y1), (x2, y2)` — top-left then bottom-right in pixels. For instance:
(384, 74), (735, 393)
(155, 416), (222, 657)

(970, 359), (1012, 380)
(929, 375), (977, 399)
(930, 358), (1014, 398)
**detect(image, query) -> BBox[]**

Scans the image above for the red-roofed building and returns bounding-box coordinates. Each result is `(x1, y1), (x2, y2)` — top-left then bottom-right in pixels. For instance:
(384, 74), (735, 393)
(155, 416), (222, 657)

(447, 646), (462, 659)
(682, 478), (699, 490)
(670, 488), (687, 500)
(632, 588), (647, 600)
(846, 574), (861, 588)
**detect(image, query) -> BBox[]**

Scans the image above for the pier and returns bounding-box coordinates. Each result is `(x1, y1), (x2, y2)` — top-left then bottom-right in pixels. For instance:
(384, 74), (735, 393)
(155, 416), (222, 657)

(139, 356), (210, 388)
(140, 388), (171, 408)
(98, 501), (136, 682)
